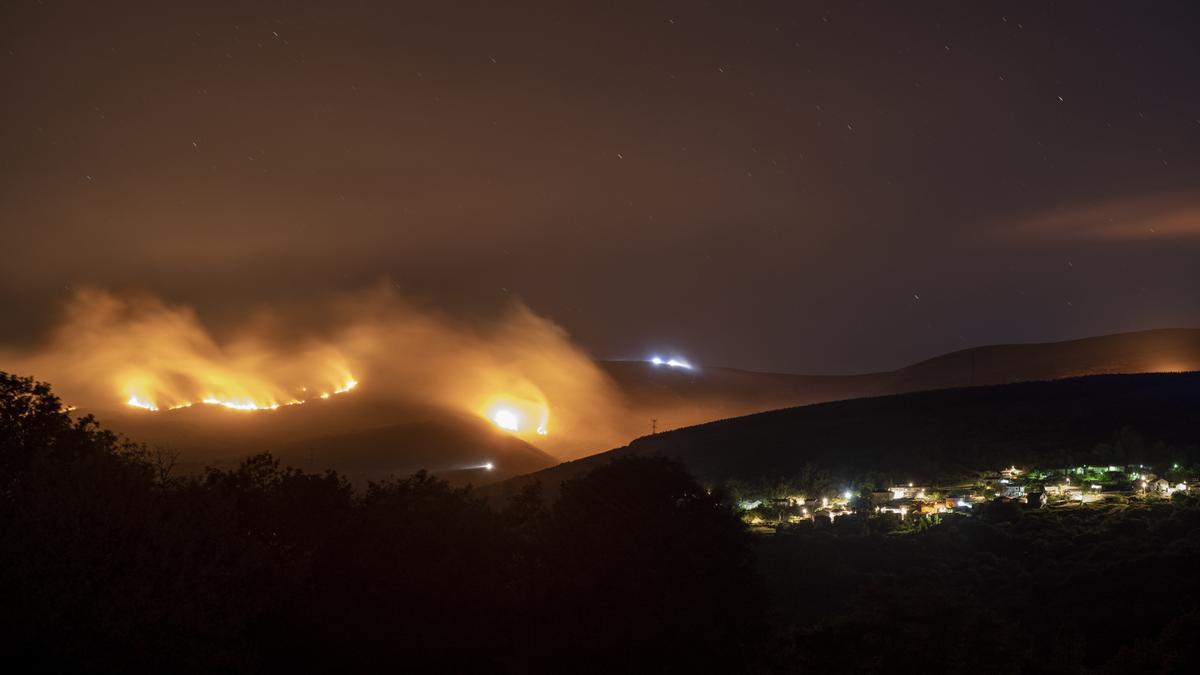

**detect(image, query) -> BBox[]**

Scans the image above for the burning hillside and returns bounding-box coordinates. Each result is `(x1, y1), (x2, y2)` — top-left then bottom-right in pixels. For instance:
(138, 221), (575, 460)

(2, 286), (629, 456)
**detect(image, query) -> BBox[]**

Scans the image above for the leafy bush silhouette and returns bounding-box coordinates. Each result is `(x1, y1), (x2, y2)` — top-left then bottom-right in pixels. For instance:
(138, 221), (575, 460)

(0, 373), (767, 674)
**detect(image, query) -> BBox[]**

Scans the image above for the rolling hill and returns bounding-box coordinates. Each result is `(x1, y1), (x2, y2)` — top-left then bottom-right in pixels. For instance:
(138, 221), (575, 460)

(597, 328), (1200, 436)
(267, 418), (556, 485)
(100, 395), (557, 485)
(483, 371), (1200, 498)
(85, 327), (1200, 485)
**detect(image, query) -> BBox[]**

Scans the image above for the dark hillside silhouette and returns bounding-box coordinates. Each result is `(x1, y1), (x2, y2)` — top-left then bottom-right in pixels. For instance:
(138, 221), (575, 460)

(489, 371), (1200, 497)
(268, 418), (556, 485)
(599, 328), (1200, 436)
(4, 371), (1200, 672)
(78, 328), (1200, 482)
(0, 372), (763, 673)
(98, 396), (558, 485)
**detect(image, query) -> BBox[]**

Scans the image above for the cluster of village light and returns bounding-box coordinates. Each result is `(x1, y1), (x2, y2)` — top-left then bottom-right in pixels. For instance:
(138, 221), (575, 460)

(125, 378), (359, 412)
(739, 463), (1196, 528)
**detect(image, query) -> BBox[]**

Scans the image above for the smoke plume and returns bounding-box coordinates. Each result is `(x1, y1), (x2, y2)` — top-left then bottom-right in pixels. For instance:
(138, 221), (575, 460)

(3, 285), (631, 458)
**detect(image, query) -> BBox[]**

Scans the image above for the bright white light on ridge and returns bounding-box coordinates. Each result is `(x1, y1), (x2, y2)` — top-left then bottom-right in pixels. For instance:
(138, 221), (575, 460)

(648, 355), (693, 370)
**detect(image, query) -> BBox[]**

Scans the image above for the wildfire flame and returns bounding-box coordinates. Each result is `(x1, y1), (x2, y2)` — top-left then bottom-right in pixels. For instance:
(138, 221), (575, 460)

(127, 395), (159, 411)
(124, 376), (360, 412)
(4, 286), (636, 456)
(482, 393), (550, 436)
(491, 408), (520, 432)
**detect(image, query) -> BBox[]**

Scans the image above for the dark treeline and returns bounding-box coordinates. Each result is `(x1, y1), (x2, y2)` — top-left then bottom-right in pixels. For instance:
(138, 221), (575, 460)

(759, 501), (1200, 673)
(4, 372), (1200, 673)
(0, 374), (763, 673)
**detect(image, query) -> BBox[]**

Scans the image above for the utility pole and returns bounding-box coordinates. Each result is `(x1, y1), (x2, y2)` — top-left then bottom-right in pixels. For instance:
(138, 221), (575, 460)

(651, 418), (657, 434)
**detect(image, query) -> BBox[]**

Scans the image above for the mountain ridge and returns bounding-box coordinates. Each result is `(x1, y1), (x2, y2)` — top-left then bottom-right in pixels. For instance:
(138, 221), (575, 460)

(482, 370), (1200, 500)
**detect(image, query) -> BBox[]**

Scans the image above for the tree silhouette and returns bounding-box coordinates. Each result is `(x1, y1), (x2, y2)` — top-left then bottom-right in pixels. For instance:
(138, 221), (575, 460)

(536, 456), (767, 673)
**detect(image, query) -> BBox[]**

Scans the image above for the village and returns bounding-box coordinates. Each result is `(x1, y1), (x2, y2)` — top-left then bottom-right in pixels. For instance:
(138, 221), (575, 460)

(737, 463), (1198, 532)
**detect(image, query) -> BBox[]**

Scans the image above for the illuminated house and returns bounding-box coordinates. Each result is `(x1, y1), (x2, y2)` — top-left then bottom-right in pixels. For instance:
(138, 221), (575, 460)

(869, 491), (894, 506)
(919, 501), (948, 515)
(1000, 484), (1026, 499)
(1000, 466), (1024, 480)
(887, 485), (929, 500)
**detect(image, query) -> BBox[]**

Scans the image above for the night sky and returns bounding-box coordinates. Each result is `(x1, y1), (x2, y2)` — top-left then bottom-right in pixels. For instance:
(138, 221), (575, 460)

(3, 1), (1199, 374)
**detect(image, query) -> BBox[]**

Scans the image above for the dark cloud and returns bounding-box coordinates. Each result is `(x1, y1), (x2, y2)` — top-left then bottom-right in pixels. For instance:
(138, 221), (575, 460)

(3, 1), (1200, 373)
